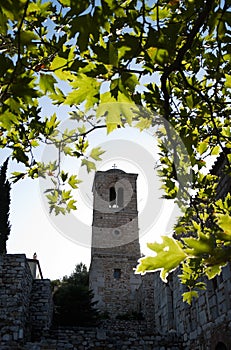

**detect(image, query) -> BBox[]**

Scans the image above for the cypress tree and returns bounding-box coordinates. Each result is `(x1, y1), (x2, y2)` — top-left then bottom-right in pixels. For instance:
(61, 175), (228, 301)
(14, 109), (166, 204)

(0, 158), (11, 254)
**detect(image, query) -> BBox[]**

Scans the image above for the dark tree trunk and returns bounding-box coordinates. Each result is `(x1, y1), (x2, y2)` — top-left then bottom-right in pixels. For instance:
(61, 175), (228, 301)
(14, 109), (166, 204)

(0, 158), (11, 254)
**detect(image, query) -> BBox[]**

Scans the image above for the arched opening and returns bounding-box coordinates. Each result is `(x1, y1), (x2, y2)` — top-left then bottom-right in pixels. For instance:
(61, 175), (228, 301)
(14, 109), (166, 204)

(109, 186), (124, 208)
(109, 187), (116, 207)
(215, 342), (228, 350)
(117, 187), (124, 207)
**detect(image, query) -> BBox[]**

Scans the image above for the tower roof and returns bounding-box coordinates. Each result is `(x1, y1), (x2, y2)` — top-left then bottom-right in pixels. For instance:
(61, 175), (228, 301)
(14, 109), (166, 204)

(92, 168), (138, 192)
(105, 168), (126, 174)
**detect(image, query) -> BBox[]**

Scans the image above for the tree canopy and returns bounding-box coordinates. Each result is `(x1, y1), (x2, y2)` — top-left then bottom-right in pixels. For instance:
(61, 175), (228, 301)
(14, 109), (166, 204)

(0, 0), (231, 303)
(52, 263), (99, 326)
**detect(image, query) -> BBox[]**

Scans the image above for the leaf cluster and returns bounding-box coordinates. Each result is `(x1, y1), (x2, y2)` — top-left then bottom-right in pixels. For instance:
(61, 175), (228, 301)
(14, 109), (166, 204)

(1, 0), (231, 302)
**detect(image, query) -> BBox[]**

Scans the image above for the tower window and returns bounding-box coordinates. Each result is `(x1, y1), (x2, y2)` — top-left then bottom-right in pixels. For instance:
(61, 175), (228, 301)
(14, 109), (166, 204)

(109, 186), (124, 208)
(109, 186), (117, 207)
(113, 268), (121, 280)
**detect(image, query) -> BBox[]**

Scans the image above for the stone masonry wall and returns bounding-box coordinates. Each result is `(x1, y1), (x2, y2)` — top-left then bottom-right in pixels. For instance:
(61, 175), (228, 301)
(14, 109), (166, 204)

(29, 279), (53, 340)
(21, 323), (182, 350)
(0, 254), (53, 345)
(0, 254), (33, 343)
(90, 255), (141, 318)
(90, 169), (141, 319)
(151, 263), (231, 349)
(138, 273), (155, 331)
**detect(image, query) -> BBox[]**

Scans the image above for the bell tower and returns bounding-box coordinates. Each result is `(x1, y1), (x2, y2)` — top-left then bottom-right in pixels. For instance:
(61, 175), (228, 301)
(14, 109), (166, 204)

(89, 168), (141, 318)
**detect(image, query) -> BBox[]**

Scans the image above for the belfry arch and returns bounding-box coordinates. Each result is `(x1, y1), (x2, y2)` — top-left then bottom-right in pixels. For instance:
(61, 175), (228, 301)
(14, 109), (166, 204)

(215, 342), (228, 350)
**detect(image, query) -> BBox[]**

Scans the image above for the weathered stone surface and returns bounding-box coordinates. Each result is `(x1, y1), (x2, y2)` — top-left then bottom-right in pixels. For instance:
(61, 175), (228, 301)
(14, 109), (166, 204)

(89, 170), (142, 318)
(0, 254), (53, 344)
(1, 158), (231, 350)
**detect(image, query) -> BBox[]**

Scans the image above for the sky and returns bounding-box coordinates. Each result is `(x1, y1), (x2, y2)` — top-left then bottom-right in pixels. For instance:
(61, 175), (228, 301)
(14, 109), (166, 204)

(1, 2), (185, 279)
(3, 96), (217, 280)
(1, 0), (220, 281)
(3, 105), (182, 280)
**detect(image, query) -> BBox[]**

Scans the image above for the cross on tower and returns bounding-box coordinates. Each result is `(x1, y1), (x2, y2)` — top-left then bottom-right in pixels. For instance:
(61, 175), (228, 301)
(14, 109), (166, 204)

(112, 164), (117, 169)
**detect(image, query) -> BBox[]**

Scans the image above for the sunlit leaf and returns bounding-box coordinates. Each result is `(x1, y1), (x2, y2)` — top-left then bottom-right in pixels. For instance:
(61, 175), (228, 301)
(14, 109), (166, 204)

(39, 74), (57, 94)
(225, 74), (231, 88)
(205, 264), (224, 279)
(68, 175), (81, 189)
(136, 236), (187, 282)
(198, 141), (208, 155)
(90, 147), (105, 161)
(182, 290), (198, 304)
(215, 213), (231, 236)
(147, 47), (169, 65)
(67, 199), (77, 211)
(81, 159), (96, 172)
(135, 117), (152, 131)
(65, 75), (100, 110)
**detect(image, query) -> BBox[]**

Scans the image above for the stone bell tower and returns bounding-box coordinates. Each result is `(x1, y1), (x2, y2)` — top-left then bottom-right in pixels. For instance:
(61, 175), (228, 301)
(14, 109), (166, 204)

(89, 168), (141, 318)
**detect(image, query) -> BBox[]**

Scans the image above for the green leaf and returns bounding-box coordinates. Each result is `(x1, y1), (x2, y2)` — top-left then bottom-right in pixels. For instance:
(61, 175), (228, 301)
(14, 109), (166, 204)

(97, 99), (137, 133)
(0, 111), (19, 130)
(50, 54), (75, 81)
(150, 6), (171, 21)
(30, 139), (39, 147)
(147, 47), (169, 65)
(77, 124), (86, 134)
(11, 172), (26, 183)
(81, 159), (96, 173)
(194, 282), (206, 290)
(12, 147), (29, 165)
(135, 117), (152, 131)
(90, 147), (105, 161)
(205, 264), (223, 279)
(49, 87), (65, 104)
(198, 141), (208, 155)
(54, 206), (66, 216)
(67, 199), (77, 211)
(39, 74), (57, 94)
(106, 112), (121, 134)
(211, 145), (220, 156)
(136, 236), (187, 282)
(20, 30), (38, 44)
(182, 290), (198, 304)
(183, 235), (213, 255)
(215, 213), (231, 236)
(61, 190), (72, 201)
(65, 75), (100, 110)
(63, 146), (73, 155)
(58, 0), (70, 5)
(46, 190), (59, 204)
(225, 74), (231, 88)
(68, 175), (81, 189)
(186, 94), (194, 109)
(45, 113), (59, 134)
(109, 42), (118, 67)
(60, 171), (68, 183)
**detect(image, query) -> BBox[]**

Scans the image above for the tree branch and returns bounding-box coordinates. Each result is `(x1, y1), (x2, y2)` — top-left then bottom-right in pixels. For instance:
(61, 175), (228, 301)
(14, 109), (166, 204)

(160, 0), (214, 121)
(0, 0), (30, 102)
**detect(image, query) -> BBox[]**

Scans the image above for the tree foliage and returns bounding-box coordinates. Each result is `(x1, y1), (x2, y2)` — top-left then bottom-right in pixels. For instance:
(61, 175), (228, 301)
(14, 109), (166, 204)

(0, 158), (11, 254)
(1, 0), (231, 302)
(52, 263), (99, 326)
